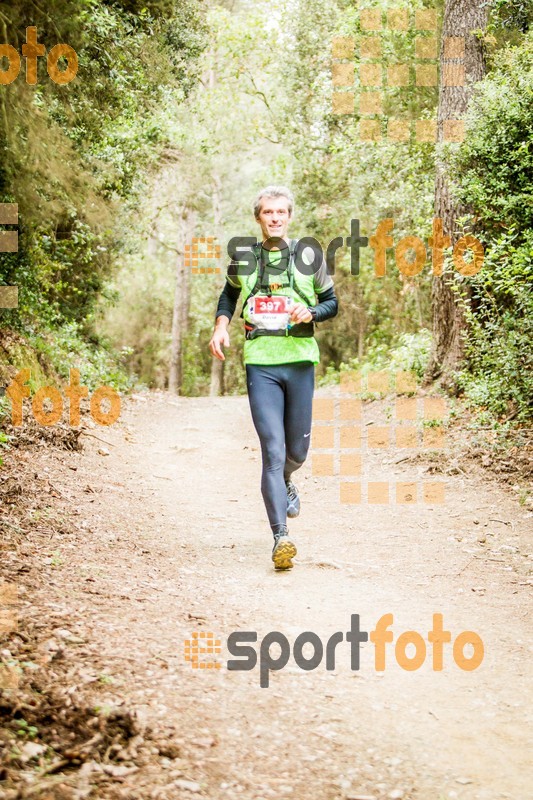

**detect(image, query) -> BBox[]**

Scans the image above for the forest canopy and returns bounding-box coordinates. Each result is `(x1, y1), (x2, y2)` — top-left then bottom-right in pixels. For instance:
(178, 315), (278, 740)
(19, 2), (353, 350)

(0, 0), (531, 423)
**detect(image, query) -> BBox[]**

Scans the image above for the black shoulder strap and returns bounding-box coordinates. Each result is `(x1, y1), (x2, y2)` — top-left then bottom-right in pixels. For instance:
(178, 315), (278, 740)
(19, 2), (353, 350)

(240, 242), (262, 316)
(241, 239), (312, 314)
(289, 239), (314, 306)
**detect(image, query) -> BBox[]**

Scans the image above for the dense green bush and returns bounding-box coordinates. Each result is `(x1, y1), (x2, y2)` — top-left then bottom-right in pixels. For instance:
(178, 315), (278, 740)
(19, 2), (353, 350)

(0, 0), (207, 356)
(454, 33), (532, 237)
(452, 33), (533, 421)
(457, 230), (533, 421)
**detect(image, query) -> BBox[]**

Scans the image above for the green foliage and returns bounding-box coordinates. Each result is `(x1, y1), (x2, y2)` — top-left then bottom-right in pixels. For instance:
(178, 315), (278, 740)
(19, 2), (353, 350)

(0, 0), (207, 380)
(452, 34), (533, 422)
(319, 329), (431, 387)
(0, 429), (11, 467)
(27, 322), (135, 391)
(453, 33), (533, 237)
(14, 719), (39, 740)
(2, 0), (529, 417)
(99, 253), (175, 389)
(457, 230), (533, 421)
(489, 0), (532, 33)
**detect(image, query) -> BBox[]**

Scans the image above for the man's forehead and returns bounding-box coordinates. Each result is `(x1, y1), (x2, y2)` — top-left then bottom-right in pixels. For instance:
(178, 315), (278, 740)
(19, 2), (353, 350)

(260, 196), (291, 210)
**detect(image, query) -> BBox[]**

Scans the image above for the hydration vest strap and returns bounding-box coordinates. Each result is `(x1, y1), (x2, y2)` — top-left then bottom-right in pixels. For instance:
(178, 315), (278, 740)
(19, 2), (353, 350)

(244, 321), (315, 341)
(240, 239), (313, 318)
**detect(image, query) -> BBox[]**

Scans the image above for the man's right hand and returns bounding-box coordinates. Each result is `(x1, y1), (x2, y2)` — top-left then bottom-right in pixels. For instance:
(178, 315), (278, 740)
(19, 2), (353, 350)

(209, 321), (230, 361)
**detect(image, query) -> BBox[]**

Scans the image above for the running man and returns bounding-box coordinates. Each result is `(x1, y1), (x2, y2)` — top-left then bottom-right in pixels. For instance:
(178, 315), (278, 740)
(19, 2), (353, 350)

(209, 186), (338, 570)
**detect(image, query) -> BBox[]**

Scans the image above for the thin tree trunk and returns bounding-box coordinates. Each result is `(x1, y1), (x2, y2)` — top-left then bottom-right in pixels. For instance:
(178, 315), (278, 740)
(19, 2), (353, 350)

(209, 170), (225, 396)
(356, 285), (366, 360)
(208, 52), (225, 397)
(425, 0), (488, 389)
(169, 209), (196, 394)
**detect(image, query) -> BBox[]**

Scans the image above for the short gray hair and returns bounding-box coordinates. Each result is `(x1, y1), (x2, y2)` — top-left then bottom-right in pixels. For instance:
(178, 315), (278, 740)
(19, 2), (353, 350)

(253, 185), (294, 219)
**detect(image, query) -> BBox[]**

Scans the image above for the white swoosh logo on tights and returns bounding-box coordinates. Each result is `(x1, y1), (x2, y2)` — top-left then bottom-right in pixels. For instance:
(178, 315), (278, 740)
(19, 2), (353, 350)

(304, 433), (311, 437)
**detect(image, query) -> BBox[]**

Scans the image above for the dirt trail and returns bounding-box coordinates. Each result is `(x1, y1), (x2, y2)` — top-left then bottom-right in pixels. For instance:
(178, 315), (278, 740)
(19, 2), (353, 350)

(4, 390), (532, 800)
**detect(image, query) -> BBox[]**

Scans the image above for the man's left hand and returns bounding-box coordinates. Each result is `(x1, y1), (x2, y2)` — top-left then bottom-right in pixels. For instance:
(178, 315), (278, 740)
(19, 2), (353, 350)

(289, 303), (313, 324)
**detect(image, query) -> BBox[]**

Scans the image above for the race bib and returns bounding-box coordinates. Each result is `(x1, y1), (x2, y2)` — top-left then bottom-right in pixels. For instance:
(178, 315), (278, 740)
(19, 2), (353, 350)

(248, 295), (293, 331)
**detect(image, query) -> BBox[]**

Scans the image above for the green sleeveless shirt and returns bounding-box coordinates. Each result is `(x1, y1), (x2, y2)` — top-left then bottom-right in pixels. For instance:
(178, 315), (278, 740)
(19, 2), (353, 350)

(226, 242), (333, 366)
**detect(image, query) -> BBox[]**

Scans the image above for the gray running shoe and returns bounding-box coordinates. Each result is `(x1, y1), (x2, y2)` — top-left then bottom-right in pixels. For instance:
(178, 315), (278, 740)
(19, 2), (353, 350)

(286, 481), (300, 518)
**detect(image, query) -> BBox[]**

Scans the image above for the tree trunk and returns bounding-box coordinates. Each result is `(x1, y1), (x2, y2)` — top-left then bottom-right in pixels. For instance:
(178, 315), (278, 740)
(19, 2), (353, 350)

(208, 52), (225, 398)
(425, 0), (488, 389)
(209, 161), (225, 397)
(169, 210), (196, 394)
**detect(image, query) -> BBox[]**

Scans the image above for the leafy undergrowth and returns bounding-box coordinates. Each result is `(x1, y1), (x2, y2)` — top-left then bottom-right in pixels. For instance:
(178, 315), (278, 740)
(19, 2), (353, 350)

(0, 423), (183, 800)
(407, 403), (533, 510)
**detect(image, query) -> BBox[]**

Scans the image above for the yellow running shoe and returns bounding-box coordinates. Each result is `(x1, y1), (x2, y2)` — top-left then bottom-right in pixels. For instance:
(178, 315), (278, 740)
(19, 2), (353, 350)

(272, 527), (297, 570)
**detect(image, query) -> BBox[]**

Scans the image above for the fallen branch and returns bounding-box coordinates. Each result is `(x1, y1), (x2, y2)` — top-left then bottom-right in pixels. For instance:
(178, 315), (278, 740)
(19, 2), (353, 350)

(78, 431), (114, 447)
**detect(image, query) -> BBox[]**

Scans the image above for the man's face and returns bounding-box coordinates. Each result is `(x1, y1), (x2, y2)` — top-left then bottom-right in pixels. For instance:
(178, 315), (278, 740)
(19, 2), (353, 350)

(256, 195), (292, 243)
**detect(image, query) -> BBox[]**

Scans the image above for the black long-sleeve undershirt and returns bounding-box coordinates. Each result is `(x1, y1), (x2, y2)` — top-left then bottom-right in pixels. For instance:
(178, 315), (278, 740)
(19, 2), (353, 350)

(215, 281), (338, 324)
